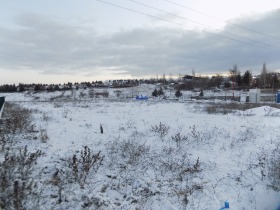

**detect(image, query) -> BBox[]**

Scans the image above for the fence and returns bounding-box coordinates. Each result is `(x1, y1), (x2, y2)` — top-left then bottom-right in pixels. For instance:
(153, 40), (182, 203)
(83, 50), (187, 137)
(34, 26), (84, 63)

(0, 97), (5, 118)
(188, 94), (276, 103)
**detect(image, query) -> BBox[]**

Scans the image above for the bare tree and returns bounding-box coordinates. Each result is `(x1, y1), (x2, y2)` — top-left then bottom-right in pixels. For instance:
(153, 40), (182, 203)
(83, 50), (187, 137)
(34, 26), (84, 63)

(260, 63), (269, 88)
(229, 65), (239, 98)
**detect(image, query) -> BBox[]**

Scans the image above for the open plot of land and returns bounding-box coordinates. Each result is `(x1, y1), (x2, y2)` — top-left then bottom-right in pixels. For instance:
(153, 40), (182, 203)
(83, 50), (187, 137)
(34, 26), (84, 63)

(0, 91), (280, 210)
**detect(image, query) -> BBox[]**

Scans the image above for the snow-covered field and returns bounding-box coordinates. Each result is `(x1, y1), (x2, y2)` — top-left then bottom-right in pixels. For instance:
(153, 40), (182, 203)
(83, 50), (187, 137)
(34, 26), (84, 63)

(0, 89), (280, 210)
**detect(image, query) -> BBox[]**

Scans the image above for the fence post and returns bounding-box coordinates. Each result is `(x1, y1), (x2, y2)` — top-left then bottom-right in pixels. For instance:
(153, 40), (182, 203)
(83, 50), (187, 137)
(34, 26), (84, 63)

(0, 97), (5, 119)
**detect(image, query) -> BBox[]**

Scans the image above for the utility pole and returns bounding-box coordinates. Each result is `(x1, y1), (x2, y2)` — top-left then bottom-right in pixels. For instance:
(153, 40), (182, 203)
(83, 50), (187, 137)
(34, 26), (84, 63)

(232, 75), (235, 99)
(229, 65), (238, 100)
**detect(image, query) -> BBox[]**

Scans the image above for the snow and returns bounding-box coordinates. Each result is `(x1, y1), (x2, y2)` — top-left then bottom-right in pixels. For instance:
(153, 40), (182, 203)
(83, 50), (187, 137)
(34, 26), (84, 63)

(0, 89), (280, 210)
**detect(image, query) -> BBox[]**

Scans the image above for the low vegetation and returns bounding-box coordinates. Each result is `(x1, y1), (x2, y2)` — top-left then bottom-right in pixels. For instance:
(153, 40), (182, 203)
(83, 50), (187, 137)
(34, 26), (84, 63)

(204, 102), (280, 114)
(0, 97), (279, 209)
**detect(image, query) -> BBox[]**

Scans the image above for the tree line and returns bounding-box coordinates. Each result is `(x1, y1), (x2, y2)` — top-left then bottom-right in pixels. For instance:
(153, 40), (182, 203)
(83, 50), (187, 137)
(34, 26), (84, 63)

(1, 63), (279, 93)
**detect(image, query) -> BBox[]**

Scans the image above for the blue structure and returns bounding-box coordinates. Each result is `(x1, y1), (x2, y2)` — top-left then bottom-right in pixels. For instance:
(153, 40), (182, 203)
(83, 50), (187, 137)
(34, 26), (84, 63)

(136, 95), (148, 100)
(276, 92), (280, 103)
(219, 201), (229, 210)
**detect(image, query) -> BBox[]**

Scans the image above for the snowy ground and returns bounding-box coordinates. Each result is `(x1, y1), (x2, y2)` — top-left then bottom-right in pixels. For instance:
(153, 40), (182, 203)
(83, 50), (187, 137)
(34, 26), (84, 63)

(0, 89), (280, 210)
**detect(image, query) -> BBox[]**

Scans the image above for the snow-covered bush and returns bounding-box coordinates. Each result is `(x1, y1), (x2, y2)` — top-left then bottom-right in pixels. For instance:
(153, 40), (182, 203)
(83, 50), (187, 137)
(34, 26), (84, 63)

(39, 128), (49, 143)
(171, 132), (188, 147)
(0, 131), (7, 151)
(107, 136), (150, 168)
(88, 89), (95, 98)
(0, 146), (42, 209)
(150, 122), (170, 140)
(264, 106), (280, 117)
(204, 103), (234, 114)
(267, 143), (280, 191)
(230, 127), (255, 148)
(0, 103), (35, 150)
(65, 146), (104, 189)
(1, 103), (34, 134)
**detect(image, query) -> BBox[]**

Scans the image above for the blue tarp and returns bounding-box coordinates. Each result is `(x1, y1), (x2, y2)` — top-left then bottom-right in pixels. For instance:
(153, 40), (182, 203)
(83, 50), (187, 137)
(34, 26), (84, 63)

(136, 95), (148, 100)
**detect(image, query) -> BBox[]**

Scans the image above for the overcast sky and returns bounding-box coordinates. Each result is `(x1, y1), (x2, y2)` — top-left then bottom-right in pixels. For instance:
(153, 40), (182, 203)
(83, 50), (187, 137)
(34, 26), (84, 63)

(1, 0), (280, 84)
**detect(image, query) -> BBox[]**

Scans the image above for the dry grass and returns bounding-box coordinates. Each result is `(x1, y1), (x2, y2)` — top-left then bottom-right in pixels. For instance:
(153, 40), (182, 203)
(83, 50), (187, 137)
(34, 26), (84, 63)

(204, 102), (280, 114)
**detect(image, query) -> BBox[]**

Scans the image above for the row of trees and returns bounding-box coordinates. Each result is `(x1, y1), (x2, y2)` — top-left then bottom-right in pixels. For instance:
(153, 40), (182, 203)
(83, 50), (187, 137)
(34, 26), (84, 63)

(152, 87), (184, 98)
(0, 84), (17, 92)
(0, 81), (104, 93)
(0, 80), (140, 93)
(229, 65), (253, 89)
(229, 63), (280, 90)
(177, 63), (280, 91)
(152, 87), (204, 98)
(1, 63), (279, 93)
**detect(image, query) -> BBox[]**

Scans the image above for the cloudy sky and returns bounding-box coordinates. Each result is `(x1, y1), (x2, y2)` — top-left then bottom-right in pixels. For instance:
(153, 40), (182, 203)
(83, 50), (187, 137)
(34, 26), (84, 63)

(1, 0), (280, 84)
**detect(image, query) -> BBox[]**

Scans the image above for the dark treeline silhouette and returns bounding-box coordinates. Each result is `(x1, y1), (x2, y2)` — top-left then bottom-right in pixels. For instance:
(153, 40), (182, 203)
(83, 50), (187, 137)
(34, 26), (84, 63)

(1, 67), (280, 93)
(0, 79), (140, 93)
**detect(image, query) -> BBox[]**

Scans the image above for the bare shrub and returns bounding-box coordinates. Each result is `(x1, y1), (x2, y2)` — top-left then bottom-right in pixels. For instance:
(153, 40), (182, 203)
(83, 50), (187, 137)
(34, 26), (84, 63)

(95, 91), (109, 98)
(264, 106), (280, 117)
(150, 122), (170, 139)
(267, 143), (280, 191)
(0, 103), (36, 150)
(39, 129), (49, 143)
(178, 165), (202, 207)
(205, 105), (218, 114)
(174, 159), (203, 206)
(0, 132), (9, 151)
(205, 105), (232, 114)
(188, 125), (204, 145)
(205, 104), (234, 114)
(0, 146), (42, 209)
(234, 110), (255, 116)
(107, 137), (150, 168)
(47, 148), (104, 204)
(81, 195), (105, 209)
(159, 147), (201, 175)
(119, 139), (149, 165)
(171, 132), (188, 147)
(1, 103), (34, 134)
(61, 108), (69, 118)
(41, 112), (51, 122)
(53, 103), (62, 108)
(88, 89), (95, 98)
(204, 103), (276, 115)
(114, 90), (122, 98)
(158, 147), (203, 207)
(66, 146), (104, 188)
(79, 91), (86, 99)
(49, 91), (66, 101)
(230, 127), (255, 148)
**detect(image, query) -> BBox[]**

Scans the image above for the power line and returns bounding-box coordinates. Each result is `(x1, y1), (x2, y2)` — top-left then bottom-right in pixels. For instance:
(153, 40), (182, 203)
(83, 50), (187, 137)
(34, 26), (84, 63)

(96, 0), (279, 52)
(162, 0), (280, 41)
(128, 0), (280, 51)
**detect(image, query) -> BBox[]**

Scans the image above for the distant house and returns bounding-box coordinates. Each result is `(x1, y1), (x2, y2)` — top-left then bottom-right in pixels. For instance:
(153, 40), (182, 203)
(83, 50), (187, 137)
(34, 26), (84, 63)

(155, 83), (163, 87)
(275, 73), (280, 81)
(182, 75), (193, 81)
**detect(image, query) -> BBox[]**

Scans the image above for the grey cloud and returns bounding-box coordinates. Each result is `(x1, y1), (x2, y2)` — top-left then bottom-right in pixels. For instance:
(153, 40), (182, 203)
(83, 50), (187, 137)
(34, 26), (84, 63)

(0, 10), (280, 78)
